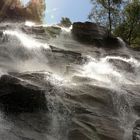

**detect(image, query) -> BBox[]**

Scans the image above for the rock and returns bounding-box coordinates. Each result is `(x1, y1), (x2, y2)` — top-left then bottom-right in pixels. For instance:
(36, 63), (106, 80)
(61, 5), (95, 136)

(72, 22), (107, 44)
(104, 37), (122, 48)
(50, 45), (82, 57)
(22, 25), (62, 38)
(133, 120), (140, 140)
(133, 104), (140, 117)
(68, 128), (99, 140)
(0, 74), (47, 113)
(21, 25), (62, 40)
(49, 45), (83, 65)
(108, 58), (134, 73)
(72, 22), (121, 48)
(44, 26), (62, 37)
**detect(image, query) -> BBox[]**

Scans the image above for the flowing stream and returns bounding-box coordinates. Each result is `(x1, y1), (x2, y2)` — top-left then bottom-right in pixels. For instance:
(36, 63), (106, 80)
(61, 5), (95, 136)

(0, 22), (140, 140)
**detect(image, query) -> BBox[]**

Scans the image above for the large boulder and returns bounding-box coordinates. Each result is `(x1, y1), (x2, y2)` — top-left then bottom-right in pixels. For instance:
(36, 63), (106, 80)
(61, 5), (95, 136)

(72, 22), (121, 48)
(72, 22), (107, 43)
(0, 74), (47, 113)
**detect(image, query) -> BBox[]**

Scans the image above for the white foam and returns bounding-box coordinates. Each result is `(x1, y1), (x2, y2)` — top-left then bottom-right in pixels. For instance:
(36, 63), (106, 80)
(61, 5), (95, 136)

(82, 58), (122, 83)
(3, 30), (50, 50)
(102, 56), (140, 67)
(25, 21), (36, 27)
(56, 25), (73, 33)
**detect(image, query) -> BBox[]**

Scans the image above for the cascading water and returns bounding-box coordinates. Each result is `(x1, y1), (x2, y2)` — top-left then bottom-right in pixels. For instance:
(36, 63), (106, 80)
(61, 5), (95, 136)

(0, 21), (140, 140)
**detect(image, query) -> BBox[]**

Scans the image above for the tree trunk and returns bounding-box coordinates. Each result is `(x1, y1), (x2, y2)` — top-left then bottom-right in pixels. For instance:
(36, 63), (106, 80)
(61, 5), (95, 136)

(108, 0), (112, 36)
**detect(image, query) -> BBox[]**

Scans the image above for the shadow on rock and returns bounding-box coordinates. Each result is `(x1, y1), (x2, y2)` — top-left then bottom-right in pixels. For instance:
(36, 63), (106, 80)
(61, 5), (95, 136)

(0, 74), (47, 114)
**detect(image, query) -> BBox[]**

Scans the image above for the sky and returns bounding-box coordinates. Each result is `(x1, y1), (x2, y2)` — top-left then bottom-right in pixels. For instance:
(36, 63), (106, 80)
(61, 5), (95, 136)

(22, 0), (92, 24)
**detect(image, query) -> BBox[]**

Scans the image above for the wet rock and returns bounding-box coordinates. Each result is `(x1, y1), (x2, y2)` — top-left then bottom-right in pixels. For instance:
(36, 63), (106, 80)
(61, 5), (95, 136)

(0, 71), (130, 140)
(72, 22), (107, 44)
(50, 45), (81, 58)
(49, 45), (83, 66)
(133, 105), (140, 117)
(68, 129), (97, 140)
(72, 22), (107, 39)
(22, 25), (62, 40)
(65, 84), (125, 140)
(104, 37), (122, 48)
(44, 26), (62, 37)
(22, 25), (51, 41)
(22, 26), (46, 34)
(72, 22), (121, 48)
(0, 74), (47, 113)
(133, 120), (140, 140)
(108, 59), (134, 73)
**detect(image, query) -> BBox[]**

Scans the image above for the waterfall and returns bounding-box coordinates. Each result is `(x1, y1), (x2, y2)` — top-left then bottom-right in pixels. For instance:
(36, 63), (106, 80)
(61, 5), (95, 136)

(117, 37), (126, 48)
(0, 21), (140, 140)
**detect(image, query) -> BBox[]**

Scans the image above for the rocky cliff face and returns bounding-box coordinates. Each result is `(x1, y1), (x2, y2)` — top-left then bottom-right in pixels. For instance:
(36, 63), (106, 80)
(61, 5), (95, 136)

(0, 0), (46, 22)
(72, 22), (121, 48)
(0, 21), (140, 140)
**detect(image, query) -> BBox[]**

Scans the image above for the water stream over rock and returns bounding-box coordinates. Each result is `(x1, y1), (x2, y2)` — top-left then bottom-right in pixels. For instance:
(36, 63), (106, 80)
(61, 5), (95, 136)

(0, 22), (140, 140)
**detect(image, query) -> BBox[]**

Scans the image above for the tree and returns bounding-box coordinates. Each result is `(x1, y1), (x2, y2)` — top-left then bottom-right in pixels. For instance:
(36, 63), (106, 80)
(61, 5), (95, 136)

(125, 0), (140, 45)
(0, 0), (46, 23)
(114, 0), (140, 46)
(60, 17), (72, 27)
(89, 0), (123, 35)
(26, 0), (46, 22)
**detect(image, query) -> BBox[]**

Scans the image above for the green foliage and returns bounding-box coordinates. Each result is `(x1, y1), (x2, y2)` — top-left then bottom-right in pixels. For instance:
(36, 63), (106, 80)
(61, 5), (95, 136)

(89, 0), (140, 48)
(114, 0), (140, 47)
(89, 0), (123, 34)
(60, 17), (72, 27)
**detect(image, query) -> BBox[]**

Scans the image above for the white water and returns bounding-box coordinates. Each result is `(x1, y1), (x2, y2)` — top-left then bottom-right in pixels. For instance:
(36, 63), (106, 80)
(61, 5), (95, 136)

(3, 30), (50, 50)
(2, 23), (140, 86)
(66, 53), (140, 89)
(102, 56), (140, 67)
